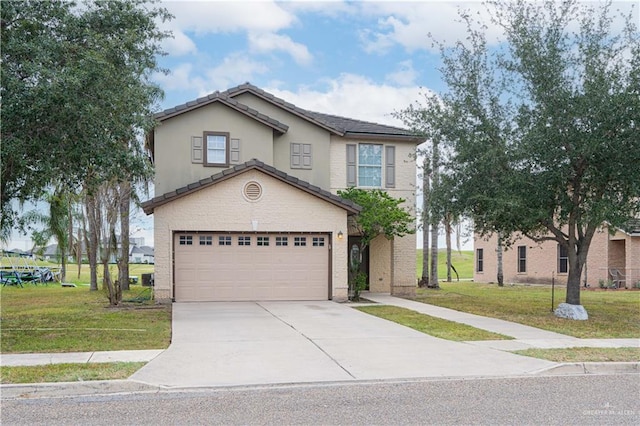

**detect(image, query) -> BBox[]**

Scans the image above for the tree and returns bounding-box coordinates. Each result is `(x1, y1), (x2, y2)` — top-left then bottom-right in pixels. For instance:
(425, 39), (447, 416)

(2, 1), (169, 304)
(337, 188), (415, 300)
(402, 0), (640, 317)
(418, 157), (430, 287)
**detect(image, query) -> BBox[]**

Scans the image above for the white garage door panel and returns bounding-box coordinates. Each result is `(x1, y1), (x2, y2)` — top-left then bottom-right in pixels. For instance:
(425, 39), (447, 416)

(174, 233), (329, 301)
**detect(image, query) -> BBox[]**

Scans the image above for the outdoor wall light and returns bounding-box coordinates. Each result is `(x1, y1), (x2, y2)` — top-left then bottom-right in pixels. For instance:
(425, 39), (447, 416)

(337, 231), (344, 240)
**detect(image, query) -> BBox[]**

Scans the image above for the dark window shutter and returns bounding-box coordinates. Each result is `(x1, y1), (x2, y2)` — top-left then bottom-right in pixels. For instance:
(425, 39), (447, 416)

(302, 144), (312, 168)
(191, 136), (203, 163)
(385, 146), (395, 188)
(346, 144), (356, 186)
(291, 143), (301, 168)
(230, 138), (240, 164)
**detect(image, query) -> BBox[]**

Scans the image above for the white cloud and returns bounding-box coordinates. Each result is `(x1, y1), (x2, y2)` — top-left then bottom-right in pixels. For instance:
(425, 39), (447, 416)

(266, 73), (427, 127)
(161, 0), (297, 34)
(162, 28), (198, 56)
(385, 60), (418, 86)
(204, 53), (270, 91)
(357, 1), (499, 53)
(248, 32), (313, 66)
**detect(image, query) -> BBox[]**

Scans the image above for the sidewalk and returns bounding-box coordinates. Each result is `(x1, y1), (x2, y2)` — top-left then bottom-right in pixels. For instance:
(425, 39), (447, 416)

(362, 293), (640, 351)
(0, 349), (164, 367)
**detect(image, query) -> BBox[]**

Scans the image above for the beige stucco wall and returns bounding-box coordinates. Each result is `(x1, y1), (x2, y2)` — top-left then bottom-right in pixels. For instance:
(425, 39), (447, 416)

(153, 169), (350, 302)
(473, 227), (616, 286)
(233, 93), (332, 189)
(153, 102), (275, 195)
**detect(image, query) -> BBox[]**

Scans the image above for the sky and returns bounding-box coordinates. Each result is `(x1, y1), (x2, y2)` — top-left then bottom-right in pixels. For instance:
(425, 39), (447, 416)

(5, 0), (637, 252)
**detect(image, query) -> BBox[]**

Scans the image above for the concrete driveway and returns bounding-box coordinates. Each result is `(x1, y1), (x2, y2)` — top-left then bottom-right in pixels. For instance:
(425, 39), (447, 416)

(130, 301), (555, 388)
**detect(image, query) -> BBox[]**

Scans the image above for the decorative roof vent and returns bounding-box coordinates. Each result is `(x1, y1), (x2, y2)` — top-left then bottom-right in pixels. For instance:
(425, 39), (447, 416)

(243, 181), (262, 201)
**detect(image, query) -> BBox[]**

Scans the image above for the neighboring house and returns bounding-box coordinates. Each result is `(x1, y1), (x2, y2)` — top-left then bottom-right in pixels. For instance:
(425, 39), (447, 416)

(142, 83), (420, 302)
(474, 220), (640, 288)
(129, 245), (155, 264)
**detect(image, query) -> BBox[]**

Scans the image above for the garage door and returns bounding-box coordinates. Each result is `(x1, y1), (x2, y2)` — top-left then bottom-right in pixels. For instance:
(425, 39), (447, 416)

(174, 233), (330, 301)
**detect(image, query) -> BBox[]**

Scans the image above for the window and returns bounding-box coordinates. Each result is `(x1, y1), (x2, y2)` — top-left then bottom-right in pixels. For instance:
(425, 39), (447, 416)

(203, 131), (229, 166)
(291, 143), (312, 169)
(257, 236), (270, 246)
(358, 144), (383, 187)
(517, 246), (527, 273)
(238, 236), (251, 246)
(312, 237), (325, 247)
(558, 244), (568, 273)
(179, 235), (193, 245)
(218, 236), (232, 246)
(199, 235), (212, 246)
(276, 236), (288, 246)
(476, 248), (484, 272)
(347, 144), (395, 188)
(294, 236), (307, 247)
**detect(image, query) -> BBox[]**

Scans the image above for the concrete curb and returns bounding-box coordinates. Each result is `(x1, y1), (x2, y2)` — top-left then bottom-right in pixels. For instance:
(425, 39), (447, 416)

(2, 363), (638, 400)
(534, 362), (639, 376)
(0, 379), (161, 400)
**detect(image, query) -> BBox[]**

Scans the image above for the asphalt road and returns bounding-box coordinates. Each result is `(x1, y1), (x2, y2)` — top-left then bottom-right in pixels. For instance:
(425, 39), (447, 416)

(2, 375), (639, 425)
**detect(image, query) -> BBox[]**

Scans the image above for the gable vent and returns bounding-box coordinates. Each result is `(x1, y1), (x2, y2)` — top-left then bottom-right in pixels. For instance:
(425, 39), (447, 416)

(243, 181), (262, 201)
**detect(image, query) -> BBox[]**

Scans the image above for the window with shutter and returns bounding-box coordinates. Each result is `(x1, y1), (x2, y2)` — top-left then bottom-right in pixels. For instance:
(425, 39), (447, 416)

(203, 131), (229, 166)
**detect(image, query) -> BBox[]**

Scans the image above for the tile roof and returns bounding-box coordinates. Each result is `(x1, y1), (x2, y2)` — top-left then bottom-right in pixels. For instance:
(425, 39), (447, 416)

(153, 82), (419, 141)
(623, 218), (640, 235)
(154, 91), (289, 134)
(141, 159), (362, 215)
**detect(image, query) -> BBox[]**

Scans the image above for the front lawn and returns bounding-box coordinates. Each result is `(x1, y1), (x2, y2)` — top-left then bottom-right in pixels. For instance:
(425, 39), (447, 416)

(1, 285), (171, 353)
(356, 305), (511, 341)
(0, 362), (146, 384)
(412, 283), (640, 339)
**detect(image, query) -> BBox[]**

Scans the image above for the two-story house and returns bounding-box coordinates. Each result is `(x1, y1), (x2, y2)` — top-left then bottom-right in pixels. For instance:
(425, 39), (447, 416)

(474, 220), (640, 287)
(142, 83), (420, 302)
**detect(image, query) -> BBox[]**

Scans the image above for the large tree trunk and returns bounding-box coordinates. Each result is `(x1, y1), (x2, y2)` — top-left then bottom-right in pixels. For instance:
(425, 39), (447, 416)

(429, 143), (439, 289)
(419, 157), (430, 287)
(497, 232), (504, 286)
(444, 213), (452, 282)
(118, 181), (131, 292)
(85, 193), (99, 291)
(429, 220), (439, 288)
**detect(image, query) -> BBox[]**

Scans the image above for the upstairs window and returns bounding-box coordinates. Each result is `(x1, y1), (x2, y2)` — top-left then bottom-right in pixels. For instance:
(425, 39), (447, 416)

(358, 144), (383, 187)
(347, 144), (394, 188)
(204, 131), (229, 166)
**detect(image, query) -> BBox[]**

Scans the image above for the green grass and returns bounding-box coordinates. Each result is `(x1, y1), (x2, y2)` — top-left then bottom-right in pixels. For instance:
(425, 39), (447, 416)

(0, 285), (171, 353)
(44, 261), (155, 286)
(412, 283), (640, 339)
(514, 347), (640, 363)
(0, 362), (146, 384)
(356, 305), (511, 341)
(416, 249), (474, 280)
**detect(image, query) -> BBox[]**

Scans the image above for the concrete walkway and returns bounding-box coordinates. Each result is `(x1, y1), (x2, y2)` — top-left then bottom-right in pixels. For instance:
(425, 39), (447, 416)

(362, 293), (640, 351)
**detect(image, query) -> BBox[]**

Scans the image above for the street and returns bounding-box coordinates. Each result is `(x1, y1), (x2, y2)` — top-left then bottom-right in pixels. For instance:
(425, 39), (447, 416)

(2, 374), (639, 425)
